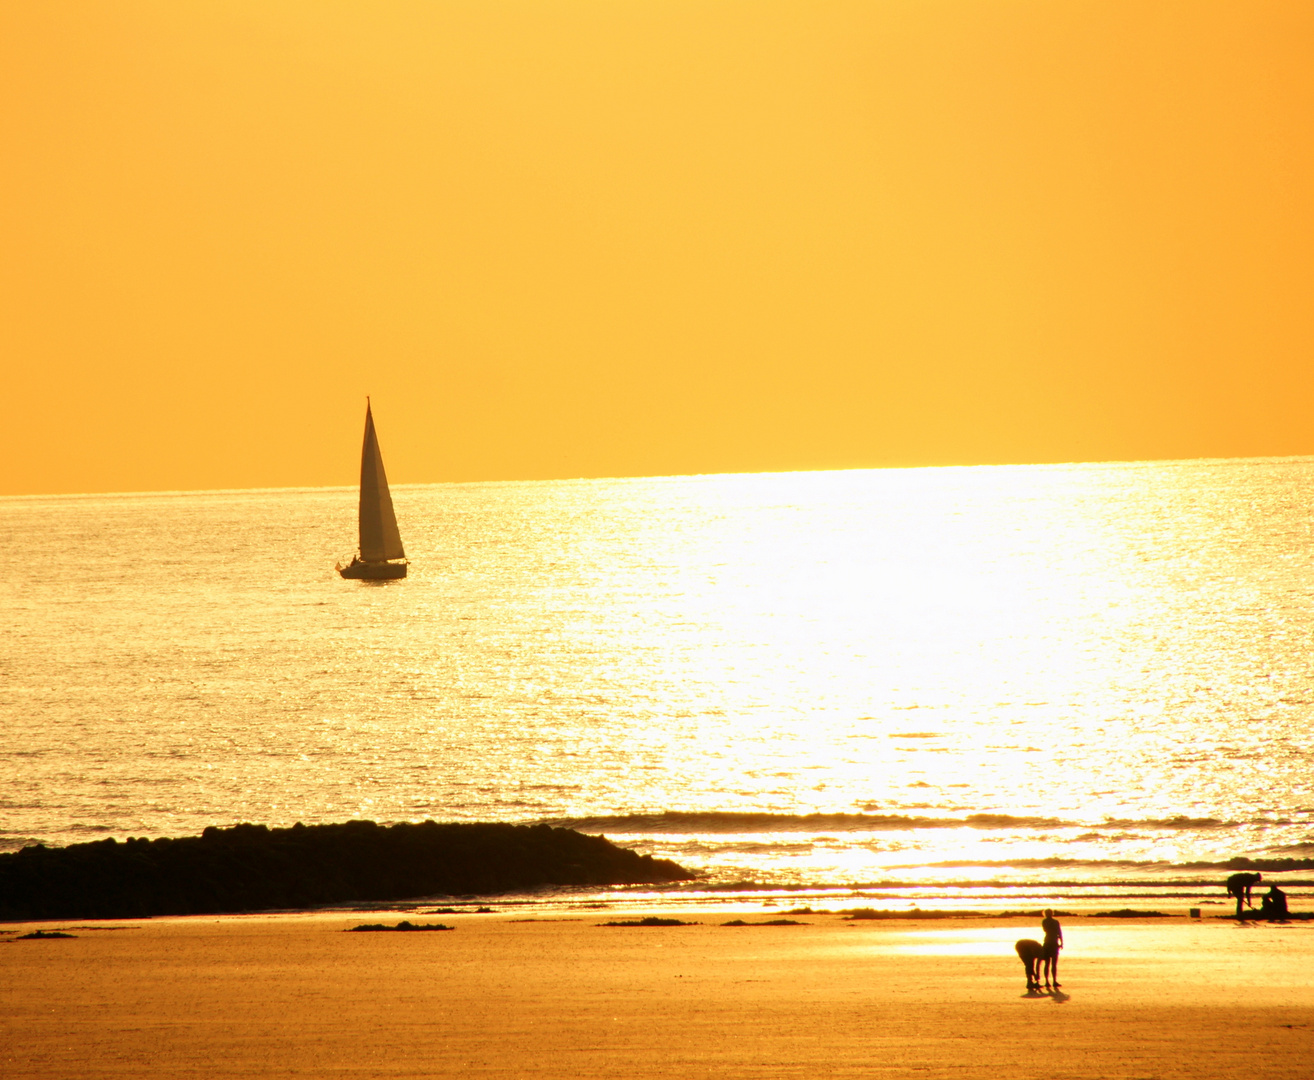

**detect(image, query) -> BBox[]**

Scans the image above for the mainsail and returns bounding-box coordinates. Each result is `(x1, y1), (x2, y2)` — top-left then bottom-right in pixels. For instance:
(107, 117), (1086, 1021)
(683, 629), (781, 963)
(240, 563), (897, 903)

(358, 403), (405, 562)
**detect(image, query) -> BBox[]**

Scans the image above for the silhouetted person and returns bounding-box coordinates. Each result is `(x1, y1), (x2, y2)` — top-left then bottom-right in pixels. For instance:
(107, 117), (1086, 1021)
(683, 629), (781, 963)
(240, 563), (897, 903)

(1226, 871), (1263, 918)
(1040, 909), (1063, 987)
(1015, 938), (1044, 989)
(1259, 884), (1288, 921)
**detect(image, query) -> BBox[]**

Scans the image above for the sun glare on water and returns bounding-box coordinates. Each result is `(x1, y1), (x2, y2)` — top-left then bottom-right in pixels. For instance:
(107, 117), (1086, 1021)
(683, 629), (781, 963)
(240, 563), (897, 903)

(3, 459), (1313, 896)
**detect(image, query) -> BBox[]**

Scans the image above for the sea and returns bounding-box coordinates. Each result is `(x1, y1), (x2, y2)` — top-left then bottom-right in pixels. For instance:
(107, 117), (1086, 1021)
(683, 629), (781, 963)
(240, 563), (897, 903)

(4, 458), (1313, 914)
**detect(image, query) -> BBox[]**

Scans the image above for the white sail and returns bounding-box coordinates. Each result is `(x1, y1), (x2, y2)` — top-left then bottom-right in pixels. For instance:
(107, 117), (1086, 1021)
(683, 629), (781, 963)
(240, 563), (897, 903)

(358, 403), (405, 562)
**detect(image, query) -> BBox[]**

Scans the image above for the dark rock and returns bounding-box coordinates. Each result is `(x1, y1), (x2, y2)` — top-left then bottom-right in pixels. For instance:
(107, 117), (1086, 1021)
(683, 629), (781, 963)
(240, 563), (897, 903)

(0, 821), (694, 921)
(346, 921), (453, 932)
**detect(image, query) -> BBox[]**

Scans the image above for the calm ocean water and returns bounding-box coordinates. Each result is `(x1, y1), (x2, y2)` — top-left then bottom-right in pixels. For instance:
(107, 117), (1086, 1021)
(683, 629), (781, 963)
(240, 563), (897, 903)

(4, 459), (1313, 910)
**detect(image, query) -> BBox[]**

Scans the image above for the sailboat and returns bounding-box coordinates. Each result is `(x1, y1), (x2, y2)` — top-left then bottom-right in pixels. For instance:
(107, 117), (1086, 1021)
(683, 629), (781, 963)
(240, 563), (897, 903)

(337, 400), (408, 580)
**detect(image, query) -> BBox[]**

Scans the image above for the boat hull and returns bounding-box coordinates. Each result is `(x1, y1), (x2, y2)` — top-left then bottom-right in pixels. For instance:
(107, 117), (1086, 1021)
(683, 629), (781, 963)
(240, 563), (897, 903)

(338, 559), (407, 580)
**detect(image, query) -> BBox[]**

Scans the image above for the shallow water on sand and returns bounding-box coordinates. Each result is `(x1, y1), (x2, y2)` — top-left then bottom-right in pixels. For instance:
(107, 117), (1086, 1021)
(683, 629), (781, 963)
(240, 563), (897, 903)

(3, 458), (1313, 905)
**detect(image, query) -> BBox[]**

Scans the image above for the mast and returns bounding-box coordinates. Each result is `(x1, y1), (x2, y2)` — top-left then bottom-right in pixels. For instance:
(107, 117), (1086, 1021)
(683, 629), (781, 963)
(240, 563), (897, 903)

(358, 400), (405, 562)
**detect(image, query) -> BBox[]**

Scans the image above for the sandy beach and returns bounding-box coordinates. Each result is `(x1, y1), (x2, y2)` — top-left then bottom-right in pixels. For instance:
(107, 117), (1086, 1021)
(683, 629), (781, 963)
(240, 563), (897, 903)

(3, 908), (1312, 1079)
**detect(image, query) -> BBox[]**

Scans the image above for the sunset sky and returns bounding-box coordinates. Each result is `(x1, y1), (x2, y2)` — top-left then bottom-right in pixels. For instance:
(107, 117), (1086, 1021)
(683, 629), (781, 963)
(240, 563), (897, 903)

(3, 1), (1311, 496)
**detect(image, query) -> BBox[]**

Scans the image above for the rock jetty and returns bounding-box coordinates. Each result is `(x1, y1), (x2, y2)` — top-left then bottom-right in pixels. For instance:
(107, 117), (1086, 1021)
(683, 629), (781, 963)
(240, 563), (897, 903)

(0, 820), (694, 921)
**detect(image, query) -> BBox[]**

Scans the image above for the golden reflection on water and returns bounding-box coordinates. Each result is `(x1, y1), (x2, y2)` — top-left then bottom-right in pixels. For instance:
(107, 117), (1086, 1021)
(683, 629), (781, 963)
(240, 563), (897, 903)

(3, 459), (1313, 890)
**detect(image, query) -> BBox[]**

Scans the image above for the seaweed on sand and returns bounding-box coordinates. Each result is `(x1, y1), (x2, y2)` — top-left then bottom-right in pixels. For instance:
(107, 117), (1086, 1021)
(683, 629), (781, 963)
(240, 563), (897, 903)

(1094, 909), (1175, 918)
(600, 917), (696, 927)
(346, 921), (453, 932)
(721, 919), (807, 926)
(842, 908), (977, 920)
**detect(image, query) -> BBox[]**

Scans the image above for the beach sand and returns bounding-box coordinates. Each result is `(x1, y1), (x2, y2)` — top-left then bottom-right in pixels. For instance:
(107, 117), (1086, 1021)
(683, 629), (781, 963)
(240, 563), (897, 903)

(3, 910), (1312, 1079)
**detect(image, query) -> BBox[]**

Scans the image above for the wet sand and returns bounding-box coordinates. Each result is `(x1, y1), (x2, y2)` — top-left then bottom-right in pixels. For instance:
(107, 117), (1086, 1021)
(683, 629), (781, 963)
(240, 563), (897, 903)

(3, 910), (1312, 1078)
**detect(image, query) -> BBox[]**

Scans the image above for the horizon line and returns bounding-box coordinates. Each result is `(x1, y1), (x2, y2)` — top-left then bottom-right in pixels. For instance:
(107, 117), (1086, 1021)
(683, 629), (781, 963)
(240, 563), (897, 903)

(4, 453), (1311, 501)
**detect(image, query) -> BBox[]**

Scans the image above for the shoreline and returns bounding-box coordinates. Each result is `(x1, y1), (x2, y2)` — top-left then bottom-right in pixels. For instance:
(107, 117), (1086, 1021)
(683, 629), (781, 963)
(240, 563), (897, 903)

(5, 820), (1311, 924)
(6, 874), (1307, 925)
(3, 895), (1306, 927)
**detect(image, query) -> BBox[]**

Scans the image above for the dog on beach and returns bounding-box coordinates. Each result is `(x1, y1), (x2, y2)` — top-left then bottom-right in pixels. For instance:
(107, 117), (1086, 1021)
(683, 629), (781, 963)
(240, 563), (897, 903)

(1015, 938), (1045, 989)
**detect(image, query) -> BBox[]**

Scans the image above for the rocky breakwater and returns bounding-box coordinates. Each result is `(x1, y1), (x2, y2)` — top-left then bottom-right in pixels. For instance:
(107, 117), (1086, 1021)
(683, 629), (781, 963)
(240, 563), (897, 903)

(0, 820), (695, 921)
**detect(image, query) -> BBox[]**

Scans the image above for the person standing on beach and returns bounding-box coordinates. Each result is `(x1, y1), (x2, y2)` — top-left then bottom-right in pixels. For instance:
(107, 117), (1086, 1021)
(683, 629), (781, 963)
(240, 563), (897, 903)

(1040, 909), (1063, 988)
(1225, 871), (1262, 918)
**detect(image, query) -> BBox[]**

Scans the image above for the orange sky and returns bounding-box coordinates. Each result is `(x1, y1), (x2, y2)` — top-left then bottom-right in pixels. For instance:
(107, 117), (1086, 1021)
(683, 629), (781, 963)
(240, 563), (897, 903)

(2, 1), (1311, 495)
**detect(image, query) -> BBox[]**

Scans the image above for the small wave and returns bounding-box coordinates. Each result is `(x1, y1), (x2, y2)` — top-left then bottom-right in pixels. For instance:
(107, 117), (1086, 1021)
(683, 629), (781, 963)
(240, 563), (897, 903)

(958, 814), (1069, 829)
(545, 811), (1275, 834)
(880, 856), (1314, 876)
(0, 837), (50, 854)
(661, 841), (820, 856)
(544, 812), (1072, 833)
(1177, 856), (1314, 872)
(633, 879), (1312, 895)
(885, 857), (1170, 870)
(1268, 842), (1314, 855)
(1102, 817), (1232, 830)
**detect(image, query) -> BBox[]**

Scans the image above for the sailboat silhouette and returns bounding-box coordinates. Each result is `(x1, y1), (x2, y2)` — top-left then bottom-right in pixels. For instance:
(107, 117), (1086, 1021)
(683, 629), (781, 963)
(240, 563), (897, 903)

(337, 400), (408, 580)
